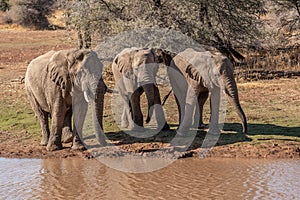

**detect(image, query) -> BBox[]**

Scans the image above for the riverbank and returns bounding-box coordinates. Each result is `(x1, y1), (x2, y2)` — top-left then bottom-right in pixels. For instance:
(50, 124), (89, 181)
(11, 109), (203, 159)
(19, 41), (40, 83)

(0, 128), (299, 159)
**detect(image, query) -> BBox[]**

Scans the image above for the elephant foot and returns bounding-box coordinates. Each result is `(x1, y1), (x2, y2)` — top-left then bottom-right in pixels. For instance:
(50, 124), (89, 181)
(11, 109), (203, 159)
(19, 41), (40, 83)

(176, 130), (195, 138)
(120, 121), (129, 129)
(72, 143), (86, 151)
(198, 124), (208, 130)
(40, 134), (49, 146)
(46, 135), (63, 151)
(40, 139), (48, 146)
(170, 131), (196, 149)
(97, 137), (107, 146)
(71, 136), (86, 151)
(62, 127), (73, 143)
(46, 143), (62, 151)
(129, 125), (145, 132)
(72, 142), (86, 151)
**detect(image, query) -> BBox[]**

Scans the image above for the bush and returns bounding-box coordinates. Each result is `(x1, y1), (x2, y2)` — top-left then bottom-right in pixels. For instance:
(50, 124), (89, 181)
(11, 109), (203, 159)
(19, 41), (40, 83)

(7, 0), (54, 29)
(2, 11), (12, 23)
(0, 0), (10, 11)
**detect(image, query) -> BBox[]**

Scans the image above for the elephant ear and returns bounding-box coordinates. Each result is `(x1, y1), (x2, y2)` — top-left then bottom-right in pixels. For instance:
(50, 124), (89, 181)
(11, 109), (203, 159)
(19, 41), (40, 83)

(48, 50), (88, 91)
(161, 50), (174, 66)
(186, 64), (201, 82)
(67, 49), (87, 68)
(152, 48), (173, 66)
(152, 48), (164, 63)
(115, 53), (134, 79)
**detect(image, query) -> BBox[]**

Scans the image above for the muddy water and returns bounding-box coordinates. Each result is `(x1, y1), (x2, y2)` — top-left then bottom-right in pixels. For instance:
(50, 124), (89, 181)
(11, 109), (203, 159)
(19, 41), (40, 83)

(0, 158), (299, 199)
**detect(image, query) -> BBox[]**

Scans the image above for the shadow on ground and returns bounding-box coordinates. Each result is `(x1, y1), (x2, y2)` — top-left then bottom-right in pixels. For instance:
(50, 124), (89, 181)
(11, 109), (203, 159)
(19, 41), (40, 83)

(224, 123), (300, 137)
(100, 123), (299, 153)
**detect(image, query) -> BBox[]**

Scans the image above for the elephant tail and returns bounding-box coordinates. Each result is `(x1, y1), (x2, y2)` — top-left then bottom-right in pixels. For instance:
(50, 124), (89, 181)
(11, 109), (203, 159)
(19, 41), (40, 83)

(162, 89), (172, 106)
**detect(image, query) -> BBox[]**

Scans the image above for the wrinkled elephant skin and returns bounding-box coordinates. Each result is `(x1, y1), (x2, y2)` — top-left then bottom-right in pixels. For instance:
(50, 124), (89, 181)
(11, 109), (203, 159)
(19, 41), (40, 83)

(168, 47), (247, 135)
(25, 49), (107, 151)
(112, 47), (169, 131)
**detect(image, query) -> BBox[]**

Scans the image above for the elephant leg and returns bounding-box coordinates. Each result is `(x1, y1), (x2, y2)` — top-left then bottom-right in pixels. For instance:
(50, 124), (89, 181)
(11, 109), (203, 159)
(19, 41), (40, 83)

(153, 86), (169, 131)
(208, 87), (221, 135)
(169, 69), (187, 126)
(121, 104), (129, 128)
(47, 115), (65, 151)
(72, 97), (88, 150)
(62, 109), (73, 143)
(47, 101), (67, 151)
(177, 86), (198, 135)
(174, 94), (183, 125)
(195, 91), (209, 129)
(121, 98), (132, 128)
(38, 111), (50, 146)
(26, 91), (50, 146)
(130, 89), (143, 128)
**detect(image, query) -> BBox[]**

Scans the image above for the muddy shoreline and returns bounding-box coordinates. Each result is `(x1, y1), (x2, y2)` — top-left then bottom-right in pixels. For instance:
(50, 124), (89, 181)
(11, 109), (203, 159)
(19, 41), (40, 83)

(1, 131), (299, 160)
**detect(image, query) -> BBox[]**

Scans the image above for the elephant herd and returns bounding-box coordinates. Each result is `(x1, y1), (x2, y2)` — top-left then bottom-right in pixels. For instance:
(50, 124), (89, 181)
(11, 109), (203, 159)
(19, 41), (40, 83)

(25, 46), (247, 151)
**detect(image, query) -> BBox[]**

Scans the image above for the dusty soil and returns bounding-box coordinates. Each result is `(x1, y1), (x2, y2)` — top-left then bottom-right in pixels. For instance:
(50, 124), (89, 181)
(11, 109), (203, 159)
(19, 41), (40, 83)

(0, 26), (299, 160)
(0, 129), (299, 159)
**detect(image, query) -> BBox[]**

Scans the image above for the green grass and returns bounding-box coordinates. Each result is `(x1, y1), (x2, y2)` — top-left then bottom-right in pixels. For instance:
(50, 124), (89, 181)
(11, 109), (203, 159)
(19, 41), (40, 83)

(0, 96), (41, 138)
(0, 79), (299, 148)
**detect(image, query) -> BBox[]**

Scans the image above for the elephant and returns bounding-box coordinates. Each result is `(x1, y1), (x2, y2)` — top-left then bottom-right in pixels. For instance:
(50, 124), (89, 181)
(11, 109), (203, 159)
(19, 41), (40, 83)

(112, 47), (171, 131)
(25, 49), (107, 151)
(168, 47), (247, 135)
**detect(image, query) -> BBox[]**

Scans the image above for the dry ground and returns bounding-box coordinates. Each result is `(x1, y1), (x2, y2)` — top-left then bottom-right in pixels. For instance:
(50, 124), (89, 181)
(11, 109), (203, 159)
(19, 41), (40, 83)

(0, 26), (299, 159)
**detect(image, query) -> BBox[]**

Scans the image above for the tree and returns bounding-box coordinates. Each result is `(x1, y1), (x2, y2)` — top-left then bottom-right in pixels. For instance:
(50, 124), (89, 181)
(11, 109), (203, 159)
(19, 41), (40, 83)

(63, 0), (266, 56)
(0, 0), (10, 11)
(270, 0), (300, 46)
(7, 0), (54, 29)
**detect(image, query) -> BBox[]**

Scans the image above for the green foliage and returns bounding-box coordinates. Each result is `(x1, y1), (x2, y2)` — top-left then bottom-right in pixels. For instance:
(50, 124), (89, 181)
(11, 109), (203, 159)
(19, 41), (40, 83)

(62, 0), (266, 49)
(7, 0), (54, 29)
(0, 0), (10, 11)
(268, 0), (300, 46)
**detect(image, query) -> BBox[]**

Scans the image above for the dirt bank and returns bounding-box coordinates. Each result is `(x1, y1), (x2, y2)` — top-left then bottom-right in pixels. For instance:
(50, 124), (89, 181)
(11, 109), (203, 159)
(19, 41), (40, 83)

(0, 130), (299, 159)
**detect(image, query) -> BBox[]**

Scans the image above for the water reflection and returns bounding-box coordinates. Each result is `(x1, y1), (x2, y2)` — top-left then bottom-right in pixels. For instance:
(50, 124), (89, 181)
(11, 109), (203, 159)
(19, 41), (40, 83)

(0, 158), (299, 199)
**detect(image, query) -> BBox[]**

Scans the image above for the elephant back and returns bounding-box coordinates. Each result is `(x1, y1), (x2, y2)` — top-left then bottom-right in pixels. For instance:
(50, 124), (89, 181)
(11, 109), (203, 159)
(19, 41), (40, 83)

(25, 50), (57, 88)
(171, 48), (223, 89)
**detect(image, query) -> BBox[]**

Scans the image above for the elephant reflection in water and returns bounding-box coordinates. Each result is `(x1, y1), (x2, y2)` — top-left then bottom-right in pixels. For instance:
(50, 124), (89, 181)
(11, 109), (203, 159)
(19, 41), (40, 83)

(112, 47), (172, 131)
(168, 47), (247, 135)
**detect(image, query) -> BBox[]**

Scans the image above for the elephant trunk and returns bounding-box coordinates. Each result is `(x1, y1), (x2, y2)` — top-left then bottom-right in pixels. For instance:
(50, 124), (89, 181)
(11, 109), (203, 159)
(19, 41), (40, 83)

(143, 84), (155, 124)
(222, 72), (247, 133)
(92, 79), (107, 146)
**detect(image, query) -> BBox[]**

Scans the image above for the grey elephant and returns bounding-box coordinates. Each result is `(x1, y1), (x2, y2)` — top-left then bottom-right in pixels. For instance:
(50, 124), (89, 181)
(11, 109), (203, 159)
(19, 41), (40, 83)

(25, 49), (107, 151)
(112, 47), (170, 131)
(168, 47), (247, 135)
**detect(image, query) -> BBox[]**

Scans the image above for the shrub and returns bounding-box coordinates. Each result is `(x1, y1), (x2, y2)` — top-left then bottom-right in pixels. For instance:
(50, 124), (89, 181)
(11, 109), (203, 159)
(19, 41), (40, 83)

(0, 0), (10, 11)
(7, 0), (54, 29)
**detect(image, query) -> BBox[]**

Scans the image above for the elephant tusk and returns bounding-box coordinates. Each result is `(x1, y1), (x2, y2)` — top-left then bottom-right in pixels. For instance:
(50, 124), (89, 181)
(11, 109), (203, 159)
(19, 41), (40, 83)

(84, 91), (90, 103)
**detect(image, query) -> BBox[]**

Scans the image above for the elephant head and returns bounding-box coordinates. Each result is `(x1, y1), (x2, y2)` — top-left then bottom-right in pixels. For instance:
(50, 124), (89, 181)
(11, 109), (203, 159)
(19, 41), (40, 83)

(152, 48), (175, 66)
(48, 49), (107, 147)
